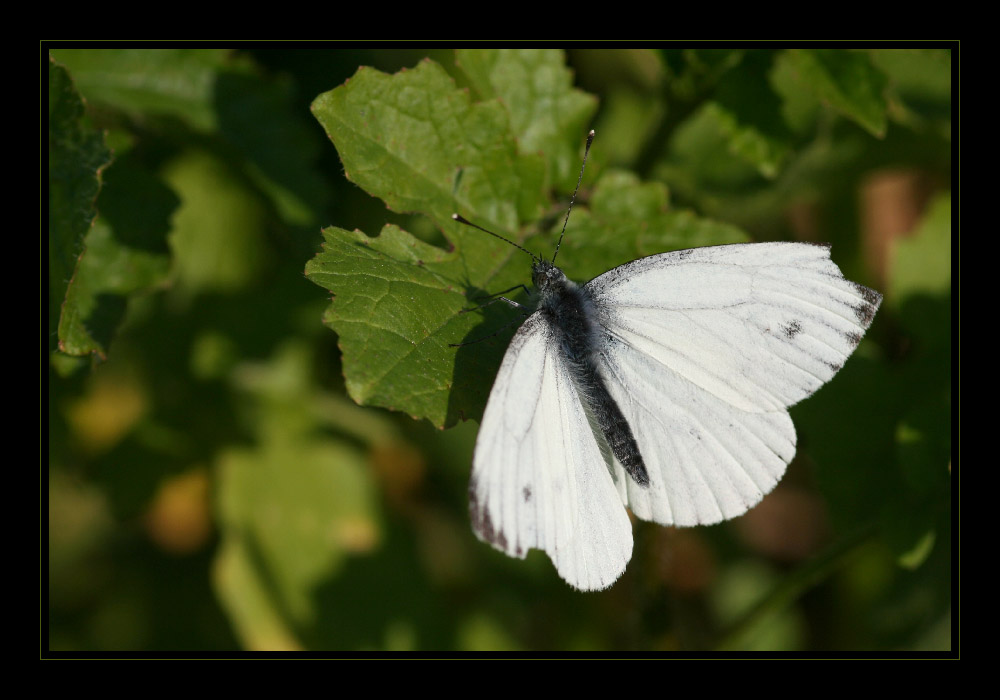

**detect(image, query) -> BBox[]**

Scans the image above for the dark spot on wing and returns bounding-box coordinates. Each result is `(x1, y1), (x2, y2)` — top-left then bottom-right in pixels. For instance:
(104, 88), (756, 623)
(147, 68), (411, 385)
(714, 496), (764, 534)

(781, 320), (803, 339)
(844, 330), (863, 348)
(522, 485), (532, 502)
(826, 361), (842, 372)
(469, 478), (504, 549)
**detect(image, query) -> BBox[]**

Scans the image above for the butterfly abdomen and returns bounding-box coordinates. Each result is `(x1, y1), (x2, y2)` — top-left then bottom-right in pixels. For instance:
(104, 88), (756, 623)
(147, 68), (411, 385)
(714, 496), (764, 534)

(534, 261), (650, 488)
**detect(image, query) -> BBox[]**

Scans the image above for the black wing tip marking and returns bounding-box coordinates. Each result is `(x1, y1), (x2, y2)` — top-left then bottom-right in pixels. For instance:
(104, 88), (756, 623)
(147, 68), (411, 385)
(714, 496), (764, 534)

(852, 282), (883, 328)
(522, 486), (532, 502)
(844, 330), (864, 348)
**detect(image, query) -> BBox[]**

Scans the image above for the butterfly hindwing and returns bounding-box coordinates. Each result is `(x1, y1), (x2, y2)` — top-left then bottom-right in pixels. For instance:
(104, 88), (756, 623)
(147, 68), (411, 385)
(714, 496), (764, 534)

(598, 333), (796, 526)
(469, 314), (633, 591)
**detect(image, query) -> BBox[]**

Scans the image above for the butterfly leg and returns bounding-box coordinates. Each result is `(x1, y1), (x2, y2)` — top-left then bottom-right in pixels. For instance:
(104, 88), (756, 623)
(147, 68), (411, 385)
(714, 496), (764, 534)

(459, 285), (531, 314)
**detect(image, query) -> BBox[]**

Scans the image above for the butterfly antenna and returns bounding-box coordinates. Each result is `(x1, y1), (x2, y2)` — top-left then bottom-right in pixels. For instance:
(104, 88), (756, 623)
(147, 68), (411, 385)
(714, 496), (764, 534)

(452, 214), (539, 262)
(552, 129), (595, 265)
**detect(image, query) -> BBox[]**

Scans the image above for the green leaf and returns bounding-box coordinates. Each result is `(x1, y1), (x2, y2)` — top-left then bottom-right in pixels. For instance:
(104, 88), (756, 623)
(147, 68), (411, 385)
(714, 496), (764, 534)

(456, 49), (598, 191)
(786, 49), (889, 137)
(161, 149), (271, 295)
(311, 59), (546, 242)
(214, 436), (378, 643)
(594, 87), (666, 167)
(306, 224), (500, 429)
(51, 48), (327, 228)
(212, 340), (383, 646)
(48, 56), (112, 353)
(660, 48), (744, 100)
(872, 50), (952, 140)
(213, 72), (328, 226)
(889, 192), (951, 303)
(711, 50), (792, 178)
(660, 102), (765, 198)
(307, 54), (754, 430)
(48, 48), (237, 131)
(213, 534), (303, 651)
(57, 156), (176, 358)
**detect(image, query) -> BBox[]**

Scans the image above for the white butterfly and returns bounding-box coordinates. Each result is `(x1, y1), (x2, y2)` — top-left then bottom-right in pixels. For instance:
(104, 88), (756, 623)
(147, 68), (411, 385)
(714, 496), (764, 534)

(462, 134), (882, 591)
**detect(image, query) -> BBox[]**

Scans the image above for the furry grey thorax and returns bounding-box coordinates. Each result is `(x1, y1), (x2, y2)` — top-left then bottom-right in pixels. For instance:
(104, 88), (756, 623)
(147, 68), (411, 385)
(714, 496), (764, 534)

(531, 260), (650, 487)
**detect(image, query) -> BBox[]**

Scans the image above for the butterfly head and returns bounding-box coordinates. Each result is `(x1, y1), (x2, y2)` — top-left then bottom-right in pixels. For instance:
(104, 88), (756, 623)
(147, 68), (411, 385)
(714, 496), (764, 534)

(532, 260), (568, 296)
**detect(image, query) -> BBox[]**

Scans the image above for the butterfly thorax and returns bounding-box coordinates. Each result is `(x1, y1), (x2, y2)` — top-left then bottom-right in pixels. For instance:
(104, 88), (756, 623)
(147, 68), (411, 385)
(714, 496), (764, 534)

(532, 261), (598, 365)
(531, 260), (650, 487)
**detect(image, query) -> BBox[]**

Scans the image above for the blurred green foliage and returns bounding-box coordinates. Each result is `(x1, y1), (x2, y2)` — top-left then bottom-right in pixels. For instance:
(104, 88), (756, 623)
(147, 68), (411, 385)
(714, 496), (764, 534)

(47, 47), (953, 653)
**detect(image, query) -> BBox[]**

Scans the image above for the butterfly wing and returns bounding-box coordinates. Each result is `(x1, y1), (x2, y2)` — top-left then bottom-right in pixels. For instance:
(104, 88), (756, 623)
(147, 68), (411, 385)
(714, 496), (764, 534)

(470, 313), (633, 591)
(585, 242), (882, 526)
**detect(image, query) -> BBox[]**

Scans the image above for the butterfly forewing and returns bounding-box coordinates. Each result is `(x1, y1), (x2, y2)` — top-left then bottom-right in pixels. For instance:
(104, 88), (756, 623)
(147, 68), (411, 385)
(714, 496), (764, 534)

(585, 241), (881, 527)
(587, 242), (882, 414)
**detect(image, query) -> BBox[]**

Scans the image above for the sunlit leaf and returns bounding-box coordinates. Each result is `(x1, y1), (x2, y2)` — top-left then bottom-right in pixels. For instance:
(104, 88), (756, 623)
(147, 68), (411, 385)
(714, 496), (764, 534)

(48, 56), (112, 353)
(456, 48), (598, 190)
(307, 54), (753, 428)
(58, 157), (175, 357)
(786, 49), (889, 137)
